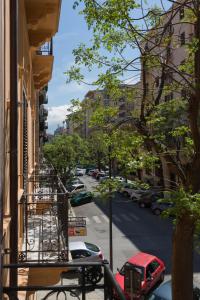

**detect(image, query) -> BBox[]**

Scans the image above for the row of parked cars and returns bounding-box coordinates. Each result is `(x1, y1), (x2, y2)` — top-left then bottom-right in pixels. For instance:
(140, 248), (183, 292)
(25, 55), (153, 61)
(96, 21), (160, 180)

(86, 169), (172, 216)
(119, 182), (173, 216)
(65, 176), (94, 207)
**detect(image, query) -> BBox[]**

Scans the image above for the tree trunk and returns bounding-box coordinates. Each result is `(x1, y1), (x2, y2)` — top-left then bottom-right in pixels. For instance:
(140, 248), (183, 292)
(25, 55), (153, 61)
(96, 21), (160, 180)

(172, 214), (195, 300)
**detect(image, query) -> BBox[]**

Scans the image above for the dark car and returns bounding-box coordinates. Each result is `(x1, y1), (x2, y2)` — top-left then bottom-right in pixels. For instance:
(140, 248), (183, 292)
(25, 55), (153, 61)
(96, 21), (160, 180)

(70, 191), (93, 207)
(151, 201), (173, 216)
(137, 191), (164, 208)
(148, 280), (200, 300)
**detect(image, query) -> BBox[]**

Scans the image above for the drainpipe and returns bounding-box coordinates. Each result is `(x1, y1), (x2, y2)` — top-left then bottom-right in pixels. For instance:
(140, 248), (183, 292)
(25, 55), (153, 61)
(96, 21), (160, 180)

(0, 1), (5, 298)
(10, 0), (18, 295)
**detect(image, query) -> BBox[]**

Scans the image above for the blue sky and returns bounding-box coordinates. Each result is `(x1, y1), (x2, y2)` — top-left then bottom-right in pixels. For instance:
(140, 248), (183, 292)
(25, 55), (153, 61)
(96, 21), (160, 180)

(47, 0), (170, 133)
(47, 0), (95, 133)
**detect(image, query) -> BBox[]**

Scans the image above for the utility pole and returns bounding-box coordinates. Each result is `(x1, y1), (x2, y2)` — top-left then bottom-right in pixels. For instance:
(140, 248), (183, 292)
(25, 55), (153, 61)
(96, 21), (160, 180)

(108, 144), (113, 271)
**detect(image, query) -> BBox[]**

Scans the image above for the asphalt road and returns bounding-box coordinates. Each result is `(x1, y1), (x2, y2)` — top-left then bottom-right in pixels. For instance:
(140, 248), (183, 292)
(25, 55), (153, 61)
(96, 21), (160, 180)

(69, 175), (200, 283)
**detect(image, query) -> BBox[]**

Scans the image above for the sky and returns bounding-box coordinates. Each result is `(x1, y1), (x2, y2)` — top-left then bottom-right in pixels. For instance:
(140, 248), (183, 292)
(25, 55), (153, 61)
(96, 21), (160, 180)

(47, 0), (95, 133)
(47, 0), (170, 134)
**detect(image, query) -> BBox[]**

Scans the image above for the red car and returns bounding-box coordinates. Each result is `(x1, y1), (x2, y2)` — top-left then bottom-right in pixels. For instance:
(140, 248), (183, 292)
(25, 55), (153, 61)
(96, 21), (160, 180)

(115, 252), (165, 299)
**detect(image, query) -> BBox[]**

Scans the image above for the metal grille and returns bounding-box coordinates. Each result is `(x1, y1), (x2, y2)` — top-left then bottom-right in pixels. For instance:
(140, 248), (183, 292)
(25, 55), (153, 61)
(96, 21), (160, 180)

(36, 39), (53, 56)
(18, 168), (69, 263)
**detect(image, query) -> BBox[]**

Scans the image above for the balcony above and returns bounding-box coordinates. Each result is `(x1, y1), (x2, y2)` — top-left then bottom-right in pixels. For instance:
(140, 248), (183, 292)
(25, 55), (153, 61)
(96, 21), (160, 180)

(33, 48), (54, 90)
(44, 121), (48, 130)
(39, 92), (48, 105)
(25, 0), (61, 48)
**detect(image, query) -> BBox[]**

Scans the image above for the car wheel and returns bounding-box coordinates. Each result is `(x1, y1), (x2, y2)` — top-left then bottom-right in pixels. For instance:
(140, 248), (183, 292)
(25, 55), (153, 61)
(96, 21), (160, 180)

(123, 191), (129, 197)
(86, 266), (103, 284)
(139, 202), (146, 208)
(153, 208), (161, 215)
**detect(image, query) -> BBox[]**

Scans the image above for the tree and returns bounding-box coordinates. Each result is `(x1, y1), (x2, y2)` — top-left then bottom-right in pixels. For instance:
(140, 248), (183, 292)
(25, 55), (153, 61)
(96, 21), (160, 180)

(43, 134), (88, 184)
(66, 0), (200, 299)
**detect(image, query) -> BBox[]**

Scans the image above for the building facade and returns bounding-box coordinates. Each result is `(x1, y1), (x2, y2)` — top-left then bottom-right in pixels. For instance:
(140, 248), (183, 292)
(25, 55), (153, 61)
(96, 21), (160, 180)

(0, 0), (61, 298)
(140, 1), (193, 189)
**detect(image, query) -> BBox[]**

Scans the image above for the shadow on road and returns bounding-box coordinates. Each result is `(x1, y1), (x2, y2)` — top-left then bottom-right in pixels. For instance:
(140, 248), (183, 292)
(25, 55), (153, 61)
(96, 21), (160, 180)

(93, 192), (200, 277)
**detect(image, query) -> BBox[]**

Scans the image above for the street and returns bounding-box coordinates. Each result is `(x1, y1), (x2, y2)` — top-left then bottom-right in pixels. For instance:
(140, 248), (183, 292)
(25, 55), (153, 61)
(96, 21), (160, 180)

(69, 175), (200, 283)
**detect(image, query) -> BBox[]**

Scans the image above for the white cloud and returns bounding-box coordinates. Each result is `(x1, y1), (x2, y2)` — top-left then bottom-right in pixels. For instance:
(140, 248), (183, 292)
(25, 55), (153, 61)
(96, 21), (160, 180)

(47, 104), (71, 133)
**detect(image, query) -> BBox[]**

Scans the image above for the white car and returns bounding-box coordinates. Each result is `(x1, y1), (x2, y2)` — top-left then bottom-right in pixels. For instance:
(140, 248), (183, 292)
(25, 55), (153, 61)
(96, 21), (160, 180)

(69, 241), (103, 262)
(75, 168), (85, 176)
(69, 183), (86, 195)
(120, 182), (145, 197)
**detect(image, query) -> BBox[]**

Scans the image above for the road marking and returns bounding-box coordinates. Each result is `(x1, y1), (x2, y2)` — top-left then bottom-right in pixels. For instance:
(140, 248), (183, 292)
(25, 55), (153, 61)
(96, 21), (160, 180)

(101, 214), (109, 223)
(86, 217), (91, 225)
(121, 214), (132, 221)
(129, 213), (139, 221)
(92, 216), (101, 224)
(113, 214), (121, 222)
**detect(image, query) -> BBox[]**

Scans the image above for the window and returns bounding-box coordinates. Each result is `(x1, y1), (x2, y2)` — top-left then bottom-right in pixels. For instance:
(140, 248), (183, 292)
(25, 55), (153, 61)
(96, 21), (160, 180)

(164, 92), (173, 102)
(167, 22), (172, 34)
(165, 72), (173, 84)
(85, 242), (99, 252)
(189, 33), (193, 42)
(166, 46), (171, 58)
(180, 7), (184, 20)
(120, 263), (145, 280)
(146, 260), (160, 277)
(145, 43), (149, 51)
(181, 89), (187, 99)
(180, 32), (185, 45)
(70, 249), (91, 259)
(155, 77), (159, 87)
(145, 82), (149, 94)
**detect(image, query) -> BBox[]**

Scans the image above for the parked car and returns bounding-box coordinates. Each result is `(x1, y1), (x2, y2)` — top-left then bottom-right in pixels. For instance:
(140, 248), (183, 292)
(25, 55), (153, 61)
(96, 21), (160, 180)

(68, 183), (86, 195)
(75, 168), (85, 176)
(69, 241), (103, 261)
(147, 280), (200, 300)
(88, 169), (98, 176)
(99, 175), (109, 183)
(96, 171), (108, 180)
(115, 252), (165, 299)
(85, 166), (96, 175)
(137, 191), (164, 208)
(69, 241), (104, 283)
(120, 182), (146, 198)
(70, 191), (93, 207)
(151, 201), (173, 216)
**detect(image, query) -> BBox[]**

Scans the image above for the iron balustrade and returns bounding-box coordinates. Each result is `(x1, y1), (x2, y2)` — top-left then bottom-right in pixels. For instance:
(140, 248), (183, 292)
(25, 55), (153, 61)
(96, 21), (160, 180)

(3, 261), (127, 300)
(36, 39), (53, 56)
(17, 170), (70, 263)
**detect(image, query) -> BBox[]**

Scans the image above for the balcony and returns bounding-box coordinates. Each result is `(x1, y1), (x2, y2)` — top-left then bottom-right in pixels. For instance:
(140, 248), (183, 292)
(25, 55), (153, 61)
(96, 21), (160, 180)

(36, 40), (53, 56)
(2, 163), (126, 300)
(33, 40), (54, 90)
(39, 89), (48, 105)
(44, 121), (48, 130)
(25, 0), (61, 49)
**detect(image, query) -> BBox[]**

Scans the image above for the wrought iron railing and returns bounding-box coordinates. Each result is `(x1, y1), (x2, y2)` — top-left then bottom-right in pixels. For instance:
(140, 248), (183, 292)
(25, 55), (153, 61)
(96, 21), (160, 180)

(2, 163), (126, 299)
(18, 170), (70, 263)
(36, 39), (53, 56)
(3, 261), (126, 300)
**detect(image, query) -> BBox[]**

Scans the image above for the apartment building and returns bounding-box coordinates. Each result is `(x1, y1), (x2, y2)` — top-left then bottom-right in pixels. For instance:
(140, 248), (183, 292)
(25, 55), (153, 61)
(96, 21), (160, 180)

(0, 0), (61, 298)
(67, 83), (140, 138)
(140, 1), (193, 189)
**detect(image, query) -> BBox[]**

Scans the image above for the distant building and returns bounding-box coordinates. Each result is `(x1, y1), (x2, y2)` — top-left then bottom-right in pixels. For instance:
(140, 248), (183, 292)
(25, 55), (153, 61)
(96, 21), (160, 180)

(54, 126), (66, 136)
(67, 83), (141, 138)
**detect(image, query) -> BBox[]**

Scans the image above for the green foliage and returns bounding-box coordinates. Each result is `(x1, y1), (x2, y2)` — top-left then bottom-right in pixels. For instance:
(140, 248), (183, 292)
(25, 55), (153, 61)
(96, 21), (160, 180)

(43, 134), (89, 181)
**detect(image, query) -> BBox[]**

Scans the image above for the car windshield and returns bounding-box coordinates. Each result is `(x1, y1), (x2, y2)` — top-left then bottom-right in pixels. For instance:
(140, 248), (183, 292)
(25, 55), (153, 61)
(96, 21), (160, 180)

(119, 262), (145, 281)
(85, 242), (99, 252)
